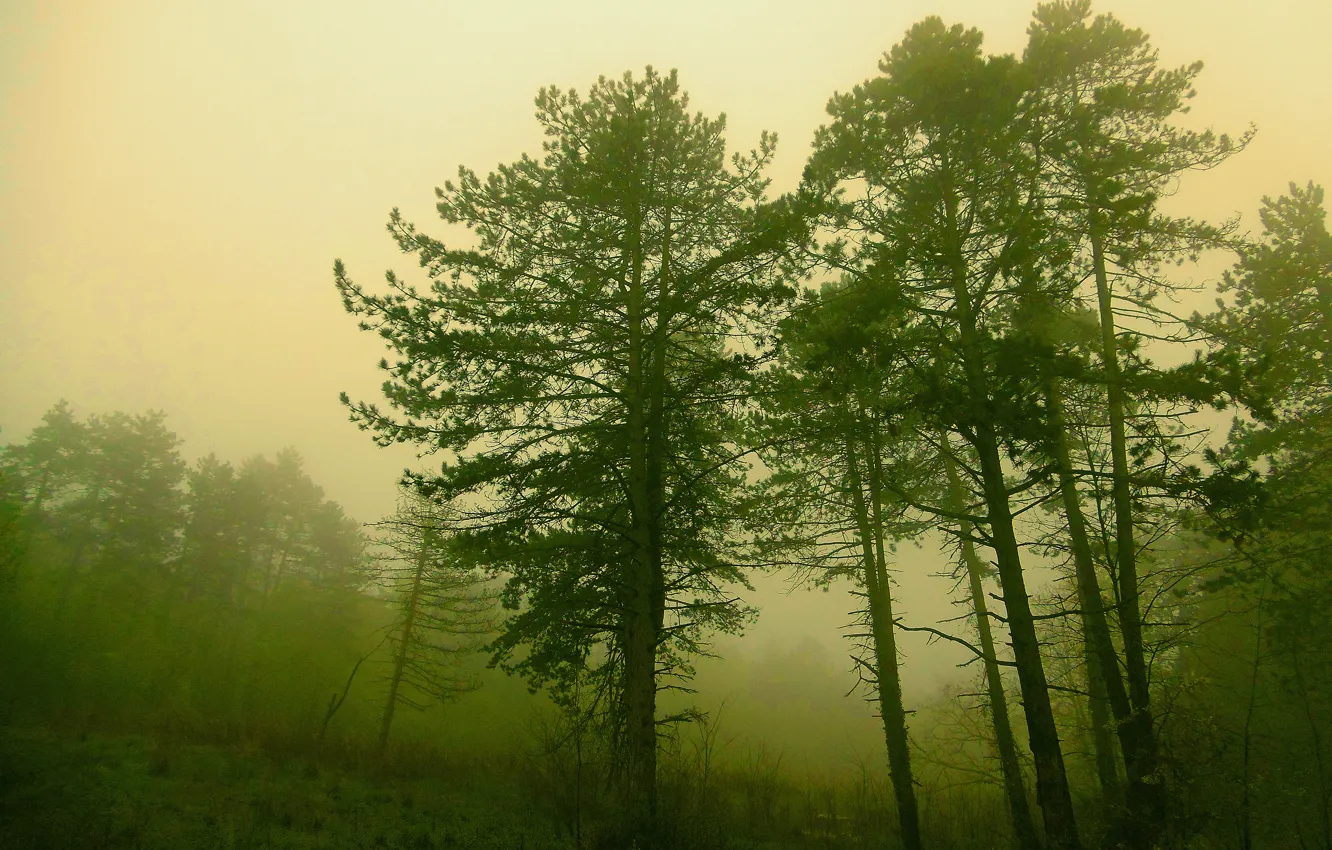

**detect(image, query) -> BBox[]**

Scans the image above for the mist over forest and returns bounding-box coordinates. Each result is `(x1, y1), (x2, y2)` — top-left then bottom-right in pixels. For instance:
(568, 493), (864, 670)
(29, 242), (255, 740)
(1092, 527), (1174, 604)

(2, 2), (1330, 849)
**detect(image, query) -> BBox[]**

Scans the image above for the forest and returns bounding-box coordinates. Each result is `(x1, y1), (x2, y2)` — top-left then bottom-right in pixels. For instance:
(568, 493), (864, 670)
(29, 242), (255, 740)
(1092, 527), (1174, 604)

(1, 2), (1329, 848)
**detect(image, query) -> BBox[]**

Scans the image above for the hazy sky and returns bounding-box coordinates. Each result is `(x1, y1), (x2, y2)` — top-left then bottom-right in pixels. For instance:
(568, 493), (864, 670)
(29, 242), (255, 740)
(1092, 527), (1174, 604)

(3, 0), (1329, 722)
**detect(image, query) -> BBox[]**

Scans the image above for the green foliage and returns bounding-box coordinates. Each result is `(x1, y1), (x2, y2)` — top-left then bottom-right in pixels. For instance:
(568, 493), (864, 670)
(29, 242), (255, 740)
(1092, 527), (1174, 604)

(754, 282), (930, 584)
(1197, 183), (1332, 588)
(5, 5), (1331, 848)
(372, 491), (496, 722)
(1173, 183), (1332, 848)
(335, 68), (798, 734)
(1203, 182), (1332, 441)
(0, 403), (374, 746)
(803, 12), (1060, 469)
(0, 442), (27, 586)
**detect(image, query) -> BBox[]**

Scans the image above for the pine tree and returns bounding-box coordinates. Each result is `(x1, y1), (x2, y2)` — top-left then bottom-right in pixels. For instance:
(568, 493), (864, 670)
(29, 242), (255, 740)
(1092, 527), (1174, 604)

(336, 67), (798, 836)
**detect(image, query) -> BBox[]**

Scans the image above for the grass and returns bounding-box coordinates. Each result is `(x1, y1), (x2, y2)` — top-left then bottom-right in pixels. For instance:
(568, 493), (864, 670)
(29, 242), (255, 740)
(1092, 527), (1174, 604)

(0, 724), (573, 849)
(0, 718), (1024, 849)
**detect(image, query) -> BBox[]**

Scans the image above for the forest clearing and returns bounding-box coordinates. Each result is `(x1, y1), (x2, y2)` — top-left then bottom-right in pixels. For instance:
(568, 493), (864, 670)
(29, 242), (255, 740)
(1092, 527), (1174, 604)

(2, 1), (1329, 848)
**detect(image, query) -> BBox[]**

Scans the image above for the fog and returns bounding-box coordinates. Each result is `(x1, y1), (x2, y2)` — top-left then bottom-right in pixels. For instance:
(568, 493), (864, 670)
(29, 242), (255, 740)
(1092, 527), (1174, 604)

(5, 0), (1326, 521)
(2, 2), (1330, 847)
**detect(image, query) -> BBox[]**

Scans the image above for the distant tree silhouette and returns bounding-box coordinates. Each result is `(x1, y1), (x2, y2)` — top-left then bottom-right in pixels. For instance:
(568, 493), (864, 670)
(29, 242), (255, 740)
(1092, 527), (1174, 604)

(371, 489), (493, 753)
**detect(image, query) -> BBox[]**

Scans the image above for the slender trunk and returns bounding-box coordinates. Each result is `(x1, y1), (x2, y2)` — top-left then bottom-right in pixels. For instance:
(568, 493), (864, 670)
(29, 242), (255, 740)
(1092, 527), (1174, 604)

(1090, 215), (1152, 719)
(574, 675), (585, 850)
(54, 483), (101, 621)
(20, 468), (51, 560)
(1240, 586), (1267, 850)
(54, 539), (87, 620)
(1048, 378), (1171, 847)
(1288, 640), (1332, 850)
(322, 648), (371, 742)
(1284, 639), (1326, 850)
(266, 544), (291, 597)
(971, 423), (1081, 850)
(1083, 630), (1120, 800)
(622, 199), (659, 838)
(941, 186), (1081, 846)
(845, 421), (923, 850)
(945, 456), (1042, 850)
(1090, 215), (1167, 841)
(620, 192), (675, 840)
(379, 526), (432, 753)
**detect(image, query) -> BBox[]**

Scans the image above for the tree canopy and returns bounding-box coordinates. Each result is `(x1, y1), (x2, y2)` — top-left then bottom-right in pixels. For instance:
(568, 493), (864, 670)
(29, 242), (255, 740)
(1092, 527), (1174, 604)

(336, 67), (802, 834)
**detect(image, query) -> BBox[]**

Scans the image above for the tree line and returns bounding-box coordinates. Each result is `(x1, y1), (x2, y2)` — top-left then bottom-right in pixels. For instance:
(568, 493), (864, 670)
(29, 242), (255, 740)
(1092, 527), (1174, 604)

(1, 2), (1325, 848)
(333, 2), (1330, 848)
(0, 402), (497, 759)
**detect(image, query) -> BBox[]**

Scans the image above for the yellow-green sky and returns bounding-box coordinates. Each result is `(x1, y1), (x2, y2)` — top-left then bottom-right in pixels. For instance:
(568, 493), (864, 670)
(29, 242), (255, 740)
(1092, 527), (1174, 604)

(2, 0), (1329, 738)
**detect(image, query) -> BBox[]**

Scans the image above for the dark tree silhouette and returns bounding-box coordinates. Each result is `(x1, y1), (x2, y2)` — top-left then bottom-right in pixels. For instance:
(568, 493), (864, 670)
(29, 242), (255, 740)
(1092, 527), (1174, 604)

(335, 67), (799, 837)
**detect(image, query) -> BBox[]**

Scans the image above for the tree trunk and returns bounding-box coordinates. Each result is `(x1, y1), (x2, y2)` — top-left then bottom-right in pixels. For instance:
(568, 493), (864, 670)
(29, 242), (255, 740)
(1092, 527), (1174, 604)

(20, 468), (51, 559)
(943, 201), (1081, 847)
(622, 576), (658, 834)
(622, 201), (660, 840)
(54, 483), (101, 622)
(1084, 629), (1121, 801)
(1239, 584), (1267, 850)
(1047, 376), (1174, 848)
(54, 539), (87, 620)
(971, 422), (1081, 849)
(379, 525), (432, 753)
(1288, 641), (1332, 850)
(845, 421), (923, 850)
(1089, 217), (1167, 843)
(323, 649), (370, 743)
(945, 456), (1042, 850)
